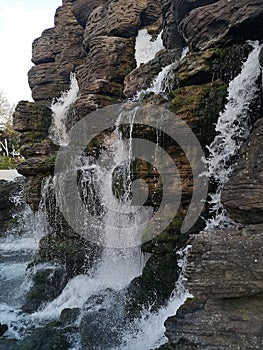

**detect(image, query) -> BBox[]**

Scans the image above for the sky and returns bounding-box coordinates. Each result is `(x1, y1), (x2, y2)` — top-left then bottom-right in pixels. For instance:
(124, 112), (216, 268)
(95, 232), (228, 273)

(0, 0), (62, 105)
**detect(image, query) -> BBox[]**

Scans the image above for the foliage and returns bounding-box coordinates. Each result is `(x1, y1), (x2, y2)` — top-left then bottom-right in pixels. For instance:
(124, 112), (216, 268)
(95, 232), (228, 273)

(0, 90), (14, 129)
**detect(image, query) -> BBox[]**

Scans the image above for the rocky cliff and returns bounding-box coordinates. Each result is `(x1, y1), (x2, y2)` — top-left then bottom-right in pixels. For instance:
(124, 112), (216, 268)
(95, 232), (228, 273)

(9, 0), (263, 349)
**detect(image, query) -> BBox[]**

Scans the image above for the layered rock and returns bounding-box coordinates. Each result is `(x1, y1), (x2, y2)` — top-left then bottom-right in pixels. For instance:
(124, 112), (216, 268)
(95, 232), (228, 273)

(165, 225), (263, 349)
(162, 0), (263, 51)
(13, 101), (57, 210)
(222, 118), (263, 224)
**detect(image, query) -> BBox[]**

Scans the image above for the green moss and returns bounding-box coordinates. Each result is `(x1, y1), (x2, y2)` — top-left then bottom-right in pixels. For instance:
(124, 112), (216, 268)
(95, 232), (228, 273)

(0, 156), (23, 169)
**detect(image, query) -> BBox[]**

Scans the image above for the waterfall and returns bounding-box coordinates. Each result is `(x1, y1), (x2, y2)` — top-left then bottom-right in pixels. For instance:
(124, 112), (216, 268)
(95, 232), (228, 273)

(25, 108), (149, 326)
(49, 73), (79, 146)
(135, 29), (165, 67)
(136, 46), (189, 98)
(0, 178), (49, 339)
(203, 41), (263, 229)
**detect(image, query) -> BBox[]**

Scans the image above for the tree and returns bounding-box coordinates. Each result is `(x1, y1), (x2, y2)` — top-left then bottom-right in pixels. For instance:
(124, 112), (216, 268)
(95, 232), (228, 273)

(0, 90), (14, 129)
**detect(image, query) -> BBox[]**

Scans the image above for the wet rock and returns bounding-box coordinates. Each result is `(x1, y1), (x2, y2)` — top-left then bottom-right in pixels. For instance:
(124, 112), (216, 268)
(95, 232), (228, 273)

(23, 175), (46, 211)
(126, 252), (179, 316)
(60, 308), (80, 326)
(14, 326), (70, 350)
(222, 118), (263, 224)
(80, 288), (126, 349)
(177, 44), (251, 86)
(260, 47), (263, 68)
(165, 225), (263, 349)
(22, 265), (68, 313)
(0, 323), (8, 337)
(39, 234), (102, 278)
(124, 49), (180, 97)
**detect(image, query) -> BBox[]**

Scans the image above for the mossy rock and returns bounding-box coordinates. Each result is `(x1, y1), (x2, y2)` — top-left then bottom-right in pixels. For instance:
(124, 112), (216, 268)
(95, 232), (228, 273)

(125, 251), (179, 318)
(177, 43), (251, 87)
(169, 80), (228, 146)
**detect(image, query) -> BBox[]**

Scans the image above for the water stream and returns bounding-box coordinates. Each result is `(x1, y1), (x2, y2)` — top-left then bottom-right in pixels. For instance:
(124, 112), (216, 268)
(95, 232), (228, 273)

(203, 41), (263, 229)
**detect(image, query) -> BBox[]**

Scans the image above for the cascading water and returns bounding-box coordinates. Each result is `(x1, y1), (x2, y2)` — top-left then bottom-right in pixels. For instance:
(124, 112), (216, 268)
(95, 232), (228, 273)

(203, 41), (263, 230)
(136, 46), (189, 98)
(49, 73), (79, 146)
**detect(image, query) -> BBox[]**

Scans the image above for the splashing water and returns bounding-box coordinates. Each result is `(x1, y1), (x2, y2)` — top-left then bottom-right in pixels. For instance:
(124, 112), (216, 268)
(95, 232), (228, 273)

(49, 73), (79, 146)
(203, 41), (263, 229)
(116, 246), (192, 350)
(0, 178), (50, 338)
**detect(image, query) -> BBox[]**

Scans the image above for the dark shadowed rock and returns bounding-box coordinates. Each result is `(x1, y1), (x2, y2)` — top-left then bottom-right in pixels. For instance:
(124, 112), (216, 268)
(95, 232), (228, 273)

(72, 0), (104, 28)
(80, 289), (126, 349)
(22, 265), (68, 313)
(0, 323), (8, 337)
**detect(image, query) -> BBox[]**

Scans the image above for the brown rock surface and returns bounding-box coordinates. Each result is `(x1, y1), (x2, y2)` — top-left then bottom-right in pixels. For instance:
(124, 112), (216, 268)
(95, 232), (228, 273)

(161, 0), (263, 51)
(72, 0), (104, 28)
(83, 0), (161, 50)
(32, 28), (60, 65)
(222, 118), (263, 224)
(77, 36), (135, 96)
(180, 0), (263, 50)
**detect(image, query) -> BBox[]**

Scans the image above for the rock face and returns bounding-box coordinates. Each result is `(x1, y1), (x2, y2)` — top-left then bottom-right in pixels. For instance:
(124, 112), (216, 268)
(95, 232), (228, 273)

(13, 101), (57, 210)
(222, 118), (263, 224)
(162, 0), (263, 51)
(165, 225), (263, 349)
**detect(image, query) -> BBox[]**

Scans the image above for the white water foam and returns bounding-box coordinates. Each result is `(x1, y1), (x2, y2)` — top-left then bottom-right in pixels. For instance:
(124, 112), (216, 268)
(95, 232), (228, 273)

(135, 29), (165, 67)
(136, 46), (189, 98)
(116, 246), (192, 350)
(49, 73), (79, 146)
(203, 41), (263, 229)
